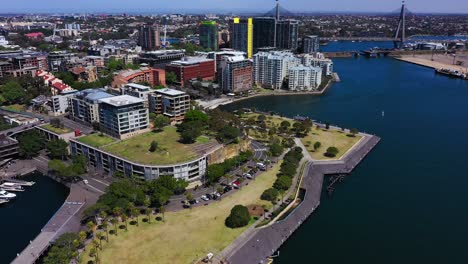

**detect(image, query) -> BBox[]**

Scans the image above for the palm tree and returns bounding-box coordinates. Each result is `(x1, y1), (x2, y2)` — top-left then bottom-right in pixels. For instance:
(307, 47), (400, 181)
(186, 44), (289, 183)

(99, 211), (107, 223)
(111, 217), (118, 235)
(101, 222), (109, 242)
(89, 248), (98, 264)
(112, 207), (122, 220)
(126, 202), (136, 220)
(132, 208), (140, 226)
(160, 205), (166, 222)
(79, 230), (87, 246)
(121, 214), (128, 231)
(96, 231), (104, 248)
(145, 208), (152, 223)
(86, 221), (96, 237)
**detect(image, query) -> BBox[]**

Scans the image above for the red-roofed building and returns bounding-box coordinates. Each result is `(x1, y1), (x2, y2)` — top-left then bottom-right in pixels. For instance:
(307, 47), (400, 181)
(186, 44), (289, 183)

(24, 32), (44, 40)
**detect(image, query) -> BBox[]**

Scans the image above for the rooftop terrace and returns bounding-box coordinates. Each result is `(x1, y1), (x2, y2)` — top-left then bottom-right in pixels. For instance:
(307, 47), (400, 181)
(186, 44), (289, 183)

(77, 126), (218, 166)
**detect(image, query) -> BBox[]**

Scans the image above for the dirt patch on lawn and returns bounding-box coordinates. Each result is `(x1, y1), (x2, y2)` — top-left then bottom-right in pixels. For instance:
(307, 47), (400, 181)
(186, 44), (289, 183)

(247, 204), (265, 217)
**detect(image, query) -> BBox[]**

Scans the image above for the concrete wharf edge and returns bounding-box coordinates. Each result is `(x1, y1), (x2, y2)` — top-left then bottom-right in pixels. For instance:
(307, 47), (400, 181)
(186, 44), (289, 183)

(222, 135), (381, 264)
(11, 184), (87, 264)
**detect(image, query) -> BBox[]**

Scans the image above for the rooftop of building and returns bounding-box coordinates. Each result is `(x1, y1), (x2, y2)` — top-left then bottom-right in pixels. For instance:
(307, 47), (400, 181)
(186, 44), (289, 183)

(154, 88), (187, 97)
(77, 126), (218, 166)
(124, 83), (152, 91)
(226, 55), (249, 63)
(117, 67), (153, 78)
(170, 56), (214, 66)
(142, 49), (185, 55)
(289, 65), (322, 71)
(40, 124), (73, 135)
(81, 89), (114, 102)
(98, 95), (144, 107)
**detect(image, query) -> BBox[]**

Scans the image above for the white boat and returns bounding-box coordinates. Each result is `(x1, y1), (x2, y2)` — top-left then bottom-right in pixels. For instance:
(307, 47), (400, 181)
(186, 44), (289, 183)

(0, 183), (24, 192)
(5, 180), (35, 186)
(0, 190), (16, 199)
(0, 199), (9, 205)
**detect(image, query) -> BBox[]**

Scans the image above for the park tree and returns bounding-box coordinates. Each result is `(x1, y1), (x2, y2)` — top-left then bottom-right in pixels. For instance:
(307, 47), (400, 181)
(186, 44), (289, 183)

(46, 139), (69, 160)
(1, 81), (25, 104)
(313, 141), (322, 151)
(274, 176), (292, 191)
(216, 126), (240, 143)
(18, 130), (45, 158)
(325, 147), (340, 158)
(152, 115), (171, 131)
(43, 233), (81, 264)
(179, 121), (203, 143)
(185, 110), (208, 124)
(225, 205), (251, 228)
(350, 128), (359, 137)
(269, 143), (284, 157)
(261, 188), (279, 203)
(149, 140), (158, 152)
(50, 118), (63, 128)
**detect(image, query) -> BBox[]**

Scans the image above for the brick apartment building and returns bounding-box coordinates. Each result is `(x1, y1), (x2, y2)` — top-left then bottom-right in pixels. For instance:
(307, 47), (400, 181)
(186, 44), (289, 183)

(165, 57), (215, 86)
(112, 67), (166, 88)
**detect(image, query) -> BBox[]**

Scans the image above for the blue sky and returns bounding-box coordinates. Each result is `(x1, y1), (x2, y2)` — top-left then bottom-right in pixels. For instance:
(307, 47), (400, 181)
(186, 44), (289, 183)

(1, 0), (467, 14)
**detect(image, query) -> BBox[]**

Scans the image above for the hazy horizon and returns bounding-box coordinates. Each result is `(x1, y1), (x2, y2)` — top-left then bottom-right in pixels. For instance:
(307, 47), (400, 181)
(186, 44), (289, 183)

(0, 0), (467, 15)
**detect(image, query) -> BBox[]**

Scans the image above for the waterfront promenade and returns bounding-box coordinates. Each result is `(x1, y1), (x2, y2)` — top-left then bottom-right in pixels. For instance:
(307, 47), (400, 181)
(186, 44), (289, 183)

(220, 134), (380, 264)
(11, 178), (103, 264)
(394, 53), (468, 75)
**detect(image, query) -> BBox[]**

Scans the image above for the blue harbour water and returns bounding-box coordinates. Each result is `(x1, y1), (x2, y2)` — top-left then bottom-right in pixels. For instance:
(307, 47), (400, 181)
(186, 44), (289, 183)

(0, 173), (69, 263)
(222, 42), (468, 263)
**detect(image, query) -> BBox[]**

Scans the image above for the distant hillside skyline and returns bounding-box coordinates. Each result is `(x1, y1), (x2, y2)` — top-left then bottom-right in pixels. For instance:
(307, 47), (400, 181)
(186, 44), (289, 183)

(0, 0), (467, 14)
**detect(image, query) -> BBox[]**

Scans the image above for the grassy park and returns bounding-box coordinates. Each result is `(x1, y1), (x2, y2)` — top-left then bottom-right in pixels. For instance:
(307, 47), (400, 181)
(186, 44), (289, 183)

(81, 161), (281, 264)
(301, 128), (363, 160)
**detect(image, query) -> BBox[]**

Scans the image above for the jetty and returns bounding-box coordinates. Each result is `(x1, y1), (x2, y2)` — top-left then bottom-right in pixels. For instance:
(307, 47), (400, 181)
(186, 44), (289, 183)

(218, 134), (380, 264)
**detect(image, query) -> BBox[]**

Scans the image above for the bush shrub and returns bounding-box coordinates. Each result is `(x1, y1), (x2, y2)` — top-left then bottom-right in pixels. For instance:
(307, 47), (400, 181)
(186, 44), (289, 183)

(225, 205), (250, 228)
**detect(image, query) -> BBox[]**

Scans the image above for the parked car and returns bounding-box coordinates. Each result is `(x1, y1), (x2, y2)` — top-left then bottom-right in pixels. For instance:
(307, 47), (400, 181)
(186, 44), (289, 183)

(189, 199), (199, 205)
(243, 173), (252, 179)
(183, 200), (191, 208)
(201, 195), (209, 201)
(257, 163), (266, 171)
(224, 186), (232, 193)
(206, 193), (213, 199)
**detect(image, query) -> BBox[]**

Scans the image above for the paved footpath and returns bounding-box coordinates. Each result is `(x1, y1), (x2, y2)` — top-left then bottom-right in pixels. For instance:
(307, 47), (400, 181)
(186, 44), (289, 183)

(221, 135), (380, 264)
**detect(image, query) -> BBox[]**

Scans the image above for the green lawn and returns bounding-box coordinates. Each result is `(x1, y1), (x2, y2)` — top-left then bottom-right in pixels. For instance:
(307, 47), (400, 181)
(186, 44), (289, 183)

(196, 135), (210, 143)
(81, 162), (281, 264)
(41, 124), (72, 135)
(77, 133), (117, 148)
(102, 126), (206, 165)
(2, 104), (26, 112)
(301, 128), (363, 160)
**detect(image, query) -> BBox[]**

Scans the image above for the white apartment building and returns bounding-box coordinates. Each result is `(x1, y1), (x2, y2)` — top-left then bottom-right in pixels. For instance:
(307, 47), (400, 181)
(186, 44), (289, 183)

(300, 53), (334, 76)
(288, 66), (323, 91)
(253, 51), (301, 90)
(98, 95), (150, 139)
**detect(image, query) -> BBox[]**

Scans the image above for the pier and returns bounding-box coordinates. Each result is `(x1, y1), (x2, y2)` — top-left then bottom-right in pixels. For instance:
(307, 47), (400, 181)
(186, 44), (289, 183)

(219, 134), (380, 264)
